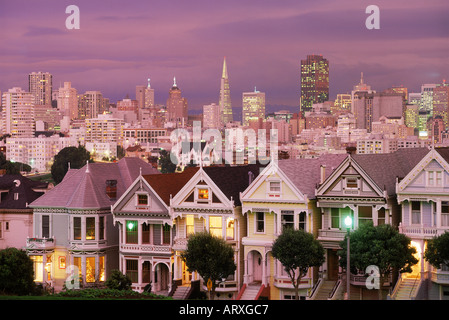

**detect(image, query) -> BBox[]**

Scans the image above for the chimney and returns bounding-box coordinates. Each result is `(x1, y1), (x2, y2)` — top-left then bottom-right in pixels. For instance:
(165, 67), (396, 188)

(248, 171), (254, 185)
(106, 180), (117, 199)
(320, 165), (326, 184)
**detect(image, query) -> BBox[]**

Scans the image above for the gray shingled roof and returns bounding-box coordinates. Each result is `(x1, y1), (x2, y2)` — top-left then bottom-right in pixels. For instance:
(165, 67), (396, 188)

(351, 147), (430, 196)
(30, 157), (160, 209)
(278, 154), (348, 199)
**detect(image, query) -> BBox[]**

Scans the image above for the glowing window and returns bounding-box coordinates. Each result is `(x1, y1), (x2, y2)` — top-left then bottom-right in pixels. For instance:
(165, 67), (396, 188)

(198, 188), (209, 200)
(186, 215), (194, 237)
(86, 217), (95, 240)
(209, 216), (222, 238)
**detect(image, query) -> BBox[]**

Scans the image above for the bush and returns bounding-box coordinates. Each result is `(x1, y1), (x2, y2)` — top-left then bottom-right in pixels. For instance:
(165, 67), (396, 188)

(0, 248), (36, 295)
(105, 270), (132, 290)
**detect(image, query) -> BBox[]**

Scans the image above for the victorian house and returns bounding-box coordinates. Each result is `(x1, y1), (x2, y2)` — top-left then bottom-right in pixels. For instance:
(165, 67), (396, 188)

(393, 147), (449, 300)
(26, 158), (158, 291)
(315, 148), (429, 299)
(0, 174), (50, 250)
(111, 166), (197, 294)
(239, 154), (346, 300)
(167, 164), (263, 300)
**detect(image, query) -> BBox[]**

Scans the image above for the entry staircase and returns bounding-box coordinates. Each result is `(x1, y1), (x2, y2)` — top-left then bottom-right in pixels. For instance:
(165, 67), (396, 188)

(172, 285), (191, 300)
(390, 277), (420, 300)
(236, 283), (264, 300)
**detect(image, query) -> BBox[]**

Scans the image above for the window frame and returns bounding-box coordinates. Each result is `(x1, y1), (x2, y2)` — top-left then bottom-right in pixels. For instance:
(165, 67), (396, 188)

(255, 211), (265, 233)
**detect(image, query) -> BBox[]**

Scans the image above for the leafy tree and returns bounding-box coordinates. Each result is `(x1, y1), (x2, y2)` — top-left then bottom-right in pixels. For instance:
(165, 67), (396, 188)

(51, 145), (93, 184)
(338, 222), (418, 299)
(158, 149), (177, 174)
(105, 269), (132, 290)
(0, 248), (36, 295)
(424, 231), (449, 269)
(272, 228), (325, 300)
(181, 232), (236, 300)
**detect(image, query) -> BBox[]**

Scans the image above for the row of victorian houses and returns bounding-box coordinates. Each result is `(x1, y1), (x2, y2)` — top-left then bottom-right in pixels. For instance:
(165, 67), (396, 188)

(1, 147), (449, 300)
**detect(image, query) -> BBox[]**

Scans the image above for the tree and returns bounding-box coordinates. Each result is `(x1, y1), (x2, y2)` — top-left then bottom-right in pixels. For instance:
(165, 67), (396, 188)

(105, 269), (132, 290)
(0, 248), (36, 295)
(51, 145), (93, 184)
(338, 222), (418, 300)
(424, 231), (449, 269)
(158, 149), (177, 174)
(181, 232), (236, 300)
(271, 228), (325, 300)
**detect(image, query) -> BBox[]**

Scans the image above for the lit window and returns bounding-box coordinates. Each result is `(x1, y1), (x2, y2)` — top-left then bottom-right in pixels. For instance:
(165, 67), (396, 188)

(226, 218), (234, 240)
(209, 216), (222, 238)
(99, 256), (105, 282)
(126, 220), (138, 244)
(86, 257), (96, 283)
(86, 217), (95, 240)
(198, 188), (209, 200)
(186, 215), (195, 237)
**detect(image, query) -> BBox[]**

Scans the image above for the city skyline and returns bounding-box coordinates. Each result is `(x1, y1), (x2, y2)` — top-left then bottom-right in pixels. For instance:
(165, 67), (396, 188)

(0, 0), (448, 111)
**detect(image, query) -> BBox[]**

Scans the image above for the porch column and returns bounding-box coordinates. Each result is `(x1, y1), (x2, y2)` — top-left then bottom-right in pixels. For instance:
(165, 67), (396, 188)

(138, 257), (142, 287)
(436, 200), (442, 228)
(262, 254), (267, 286)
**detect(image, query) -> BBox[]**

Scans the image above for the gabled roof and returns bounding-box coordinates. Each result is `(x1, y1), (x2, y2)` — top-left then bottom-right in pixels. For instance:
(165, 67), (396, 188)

(435, 147), (449, 163)
(143, 167), (199, 206)
(30, 157), (159, 209)
(351, 147), (430, 196)
(0, 175), (48, 210)
(203, 164), (265, 206)
(278, 154), (348, 199)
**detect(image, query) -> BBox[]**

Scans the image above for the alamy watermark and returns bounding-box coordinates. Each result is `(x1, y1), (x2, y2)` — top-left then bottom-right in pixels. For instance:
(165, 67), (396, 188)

(169, 121), (278, 169)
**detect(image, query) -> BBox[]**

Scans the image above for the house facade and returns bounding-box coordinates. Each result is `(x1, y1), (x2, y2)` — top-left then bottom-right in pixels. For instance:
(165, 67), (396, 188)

(239, 154), (346, 300)
(27, 158), (159, 291)
(316, 148), (429, 299)
(396, 147), (449, 300)
(0, 174), (50, 250)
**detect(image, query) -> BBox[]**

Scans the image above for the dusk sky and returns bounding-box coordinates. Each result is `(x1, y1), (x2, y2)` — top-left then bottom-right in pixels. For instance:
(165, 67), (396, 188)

(0, 0), (448, 112)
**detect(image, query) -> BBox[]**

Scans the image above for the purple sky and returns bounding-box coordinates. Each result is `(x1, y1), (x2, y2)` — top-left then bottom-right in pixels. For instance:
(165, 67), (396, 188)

(0, 0), (448, 111)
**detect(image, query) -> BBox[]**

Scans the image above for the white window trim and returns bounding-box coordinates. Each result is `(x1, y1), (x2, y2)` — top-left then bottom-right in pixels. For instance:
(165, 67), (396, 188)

(135, 192), (150, 207)
(254, 211), (265, 234)
(195, 186), (211, 204)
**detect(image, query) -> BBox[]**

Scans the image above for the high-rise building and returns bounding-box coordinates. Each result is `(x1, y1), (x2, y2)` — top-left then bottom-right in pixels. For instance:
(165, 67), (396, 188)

(166, 77), (188, 127)
(136, 85), (146, 111)
(57, 82), (78, 119)
(219, 57), (233, 125)
(203, 103), (221, 129)
(242, 88), (265, 126)
(78, 91), (107, 119)
(421, 84), (437, 114)
(145, 78), (155, 108)
(28, 72), (52, 107)
(332, 94), (352, 115)
(2, 87), (35, 137)
(85, 113), (124, 146)
(432, 83), (449, 128)
(300, 55), (329, 113)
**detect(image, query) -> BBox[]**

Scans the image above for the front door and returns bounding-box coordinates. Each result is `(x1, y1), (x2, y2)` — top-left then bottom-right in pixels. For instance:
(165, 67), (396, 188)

(252, 251), (263, 283)
(328, 249), (339, 281)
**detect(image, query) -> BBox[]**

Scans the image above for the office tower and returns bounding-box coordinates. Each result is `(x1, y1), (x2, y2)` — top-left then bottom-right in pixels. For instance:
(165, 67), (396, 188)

(383, 85), (408, 100)
(432, 83), (449, 128)
(405, 104), (419, 129)
(57, 82), (78, 119)
(421, 84), (437, 114)
(136, 85), (146, 111)
(166, 77), (188, 127)
(2, 87), (35, 137)
(242, 88), (265, 126)
(145, 78), (155, 108)
(28, 72), (52, 107)
(353, 92), (405, 132)
(203, 103), (221, 129)
(78, 91), (106, 119)
(219, 57), (233, 125)
(408, 92), (421, 106)
(351, 72), (374, 103)
(300, 55), (329, 113)
(85, 113), (124, 145)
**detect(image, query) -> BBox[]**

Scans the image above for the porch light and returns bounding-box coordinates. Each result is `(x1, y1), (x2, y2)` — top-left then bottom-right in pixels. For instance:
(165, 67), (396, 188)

(127, 222), (135, 230)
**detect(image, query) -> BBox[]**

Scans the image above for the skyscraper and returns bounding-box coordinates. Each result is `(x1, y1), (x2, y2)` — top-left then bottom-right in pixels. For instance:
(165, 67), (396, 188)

(2, 87), (35, 137)
(242, 88), (265, 126)
(28, 72), (52, 107)
(300, 55), (329, 113)
(219, 57), (233, 125)
(145, 78), (155, 108)
(166, 77), (188, 127)
(78, 91), (107, 119)
(57, 82), (78, 119)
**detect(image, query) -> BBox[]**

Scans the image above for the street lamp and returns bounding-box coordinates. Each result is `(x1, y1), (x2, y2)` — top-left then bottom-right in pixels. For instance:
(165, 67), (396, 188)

(344, 215), (352, 300)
